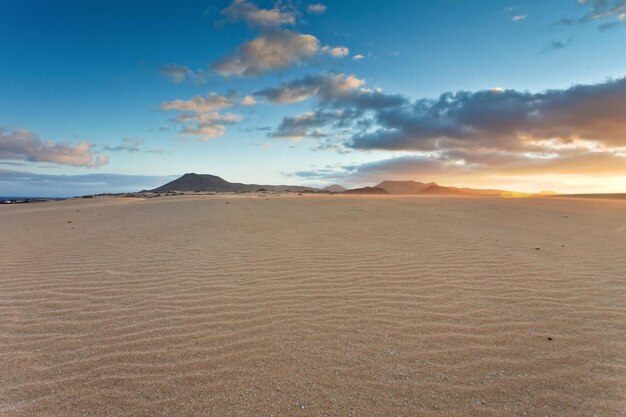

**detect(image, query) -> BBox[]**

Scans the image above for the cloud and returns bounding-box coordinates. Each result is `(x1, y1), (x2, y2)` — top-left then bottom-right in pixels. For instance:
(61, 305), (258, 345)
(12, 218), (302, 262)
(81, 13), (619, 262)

(270, 111), (332, 139)
(102, 138), (167, 154)
(213, 2), (347, 76)
(266, 75), (626, 187)
(346, 77), (626, 152)
(0, 169), (177, 197)
(289, 149), (626, 189)
(103, 137), (143, 153)
(241, 95), (256, 105)
(290, 155), (467, 182)
(559, 0), (626, 30)
(160, 93), (244, 140)
(322, 46), (349, 57)
(353, 54), (365, 60)
(306, 3), (327, 15)
(212, 30), (320, 76)
(176, 112), (242, 140)
(0, 128), (108, 167)
(121, 137), (144, 146)
(262, 74), (406, 140)
(221, 0), (295, 27)
(541, 38), (573, 53)
(158, 64), (206, 84)
(255, 73), (365, 104)
(512, 14), (527, 21)
(144, 148), (169, 155)
(160, 93), (233, 112)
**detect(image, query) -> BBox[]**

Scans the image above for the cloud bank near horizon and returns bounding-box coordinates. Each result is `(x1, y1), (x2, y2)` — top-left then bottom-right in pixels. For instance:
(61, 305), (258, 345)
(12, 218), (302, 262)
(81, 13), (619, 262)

(0, 128), (108, 168)
(0, 169), (177, 197)
(263, 74), (626, 184)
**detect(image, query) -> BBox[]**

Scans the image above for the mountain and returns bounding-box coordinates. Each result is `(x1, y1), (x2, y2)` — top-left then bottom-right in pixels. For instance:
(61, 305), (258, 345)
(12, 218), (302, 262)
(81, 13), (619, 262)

(418, 183), (463, 195)
(323, 184), (347, 193)
(374, 180), (550, 197)
(151, 173), (318, 193)
(375, 180), (463, 195)
(151, 174), (556, 198)
(375, 180), (430, 194)
(344, 186), (390, 195)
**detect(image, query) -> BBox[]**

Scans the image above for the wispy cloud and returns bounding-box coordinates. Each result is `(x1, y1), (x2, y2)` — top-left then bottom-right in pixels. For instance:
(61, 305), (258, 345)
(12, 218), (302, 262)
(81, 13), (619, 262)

(161, 93), (233, 113)
(512, 14), (527, 21)
(559, 0), (626, 30)
(102, 138), (168, 154)
(306, 3), (327, 15)
(541, 38), (573, 53)
(103, 137), (143, 153)
(158, 64), (207, 84)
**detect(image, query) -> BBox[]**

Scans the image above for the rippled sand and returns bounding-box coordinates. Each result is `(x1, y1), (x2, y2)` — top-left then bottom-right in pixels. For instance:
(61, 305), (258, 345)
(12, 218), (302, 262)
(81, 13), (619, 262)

(1, 195), (625, 416)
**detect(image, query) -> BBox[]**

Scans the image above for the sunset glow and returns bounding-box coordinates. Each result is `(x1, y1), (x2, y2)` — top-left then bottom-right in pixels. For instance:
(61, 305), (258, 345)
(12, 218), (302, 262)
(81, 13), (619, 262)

(1, 0), (625, 196)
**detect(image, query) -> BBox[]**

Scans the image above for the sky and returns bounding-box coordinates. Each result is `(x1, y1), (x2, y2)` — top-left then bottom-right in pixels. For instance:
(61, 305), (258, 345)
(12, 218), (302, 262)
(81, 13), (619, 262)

(1, 0), (626, 197)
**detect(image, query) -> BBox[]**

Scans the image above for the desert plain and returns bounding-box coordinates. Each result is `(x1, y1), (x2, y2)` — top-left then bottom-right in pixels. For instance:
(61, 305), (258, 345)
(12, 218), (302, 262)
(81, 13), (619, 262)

(1, 194), (625, 416)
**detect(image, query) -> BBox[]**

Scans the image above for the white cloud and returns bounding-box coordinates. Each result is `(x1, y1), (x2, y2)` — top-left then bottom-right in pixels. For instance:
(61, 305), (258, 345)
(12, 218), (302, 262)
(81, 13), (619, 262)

(512, 14), (527, 21)
(353, 54), (365, 60)
(241, 95), (256, 106)
(212, 30), (320, 76)
(221, 0), (295, 27)
(322, 46), (350, 57)
(160, 93), (233, 112)
(0, 128), (108, 167)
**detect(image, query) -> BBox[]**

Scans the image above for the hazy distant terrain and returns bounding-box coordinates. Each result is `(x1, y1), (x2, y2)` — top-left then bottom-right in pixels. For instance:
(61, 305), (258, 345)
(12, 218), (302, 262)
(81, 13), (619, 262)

(148, 173), (555, 197)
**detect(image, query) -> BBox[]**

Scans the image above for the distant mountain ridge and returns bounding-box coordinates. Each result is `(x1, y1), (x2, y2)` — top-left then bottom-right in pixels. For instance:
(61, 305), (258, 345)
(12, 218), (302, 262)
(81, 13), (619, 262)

(150, 174), (555, 197)
(375, 181), (463, 195)
(373, 181), (542, 197)
(375, 181), (431, 194)
(323, 184), (347, 193)
(344, 187), (390, 195)
(151, 173), (318, 193)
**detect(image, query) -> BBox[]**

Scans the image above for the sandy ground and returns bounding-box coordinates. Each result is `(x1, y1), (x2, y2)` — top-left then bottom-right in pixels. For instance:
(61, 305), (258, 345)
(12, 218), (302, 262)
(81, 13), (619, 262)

(1, 194), (625, 417)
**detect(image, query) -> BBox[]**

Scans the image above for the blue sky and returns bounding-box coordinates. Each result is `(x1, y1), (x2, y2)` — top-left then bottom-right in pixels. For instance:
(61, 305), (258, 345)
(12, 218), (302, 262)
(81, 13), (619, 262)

(1, 0), (626, 196)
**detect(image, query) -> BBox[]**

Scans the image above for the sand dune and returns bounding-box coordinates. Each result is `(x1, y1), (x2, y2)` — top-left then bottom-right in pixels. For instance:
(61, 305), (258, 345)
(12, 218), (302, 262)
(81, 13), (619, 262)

(1, 195), (625, 416)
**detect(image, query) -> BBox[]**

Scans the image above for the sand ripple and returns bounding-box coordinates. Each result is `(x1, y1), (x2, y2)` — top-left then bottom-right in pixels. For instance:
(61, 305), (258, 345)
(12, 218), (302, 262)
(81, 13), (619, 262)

(1, 196), (625, 416)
